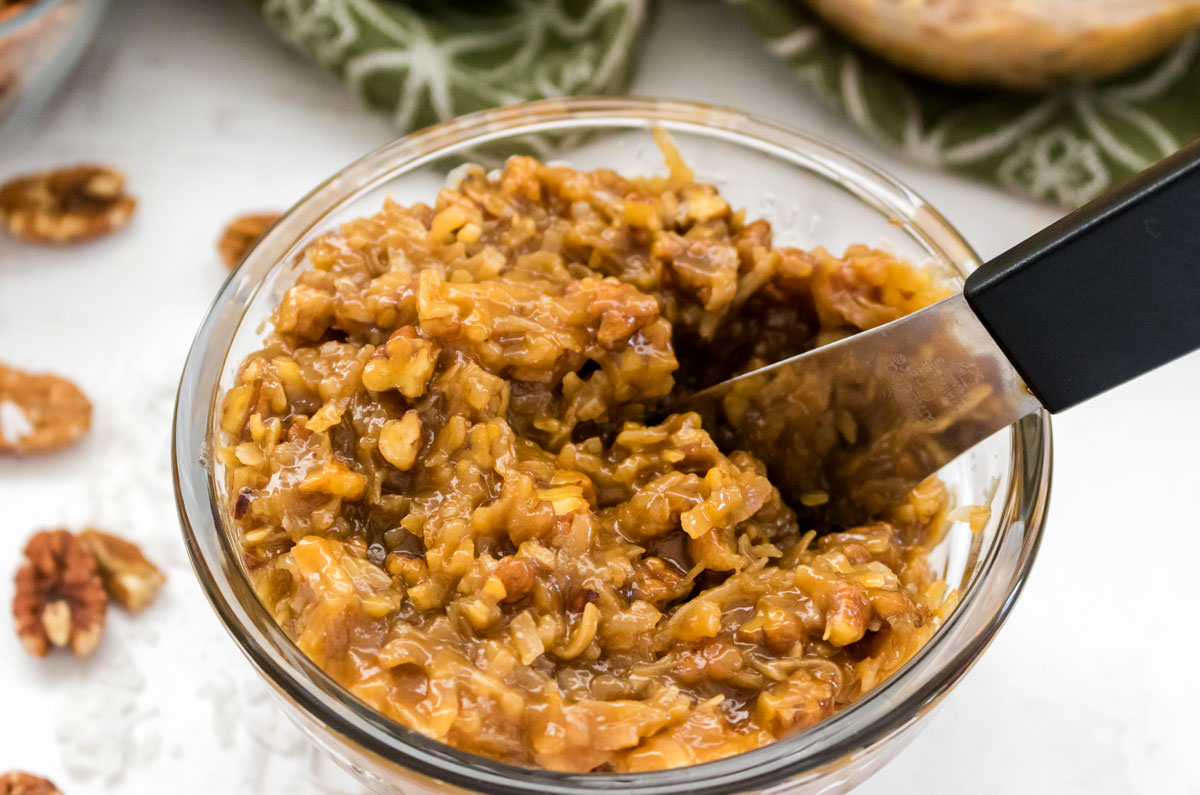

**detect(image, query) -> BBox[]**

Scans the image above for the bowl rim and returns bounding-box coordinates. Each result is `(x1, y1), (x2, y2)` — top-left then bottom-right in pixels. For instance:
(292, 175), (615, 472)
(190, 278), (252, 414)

(173, 96), (1052, 794)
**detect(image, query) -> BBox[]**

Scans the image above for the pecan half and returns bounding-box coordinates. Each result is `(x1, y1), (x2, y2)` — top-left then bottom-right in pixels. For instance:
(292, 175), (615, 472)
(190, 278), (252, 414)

(218, 212), (279, 268)
(0, 771), (62, 795)
(78, 529), (165, 612)
(0, 363), (92, 454)
(0, 164), (136, 244)
(12, 530), (106, 657)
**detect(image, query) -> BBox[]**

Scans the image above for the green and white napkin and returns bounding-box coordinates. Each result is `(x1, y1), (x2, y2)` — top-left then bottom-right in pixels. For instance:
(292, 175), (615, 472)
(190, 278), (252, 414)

(250, 0), (1200, 206)
(249, 0), (648, 130)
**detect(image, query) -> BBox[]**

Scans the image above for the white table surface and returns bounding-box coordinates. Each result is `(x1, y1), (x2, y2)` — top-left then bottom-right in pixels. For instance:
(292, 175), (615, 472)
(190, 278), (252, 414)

(3, 1), (1198, 792)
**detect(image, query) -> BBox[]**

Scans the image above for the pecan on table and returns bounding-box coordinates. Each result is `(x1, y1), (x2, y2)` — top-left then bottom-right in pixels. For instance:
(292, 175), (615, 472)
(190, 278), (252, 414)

(0, 771), (62, 795)
(78, 529), (165, 612)
(0, 164), (136, 244)
(217, 212), (279, 268)
(12, 530), (106, 657)
(0, 363), (91, 455)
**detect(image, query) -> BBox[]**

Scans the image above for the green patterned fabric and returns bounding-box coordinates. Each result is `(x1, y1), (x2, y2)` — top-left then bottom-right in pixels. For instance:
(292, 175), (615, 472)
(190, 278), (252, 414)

(249, 0), (1200, 206)
(249, 0), (648, 131)
(731, 0), (1200, 206)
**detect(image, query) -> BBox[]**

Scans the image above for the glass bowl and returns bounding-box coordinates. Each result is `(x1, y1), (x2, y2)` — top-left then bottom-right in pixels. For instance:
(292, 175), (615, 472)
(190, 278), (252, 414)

(174, 97), (1052, 794)
(0, 0), (107, 138)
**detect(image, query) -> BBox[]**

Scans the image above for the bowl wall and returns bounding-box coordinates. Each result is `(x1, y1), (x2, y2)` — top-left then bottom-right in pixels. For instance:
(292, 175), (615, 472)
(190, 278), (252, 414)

(0, 0), (107, 137)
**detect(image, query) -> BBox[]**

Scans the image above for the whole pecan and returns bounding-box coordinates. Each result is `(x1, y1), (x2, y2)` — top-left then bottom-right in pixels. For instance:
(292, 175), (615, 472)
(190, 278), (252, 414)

(217, 212), (280, 268)
(0, 363), (92, 454)
(0, 164), (136, 244)
(0, 771), (62, 795)
(12, 530), (106, 657)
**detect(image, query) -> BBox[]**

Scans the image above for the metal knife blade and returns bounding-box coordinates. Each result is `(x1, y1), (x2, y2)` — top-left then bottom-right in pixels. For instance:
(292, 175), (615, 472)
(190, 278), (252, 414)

(673, 293), (1040, 528)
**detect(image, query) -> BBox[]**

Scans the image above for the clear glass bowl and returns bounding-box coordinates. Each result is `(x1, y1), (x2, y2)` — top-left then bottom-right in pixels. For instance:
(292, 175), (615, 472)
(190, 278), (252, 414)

(173, 97), (1052, 795)
(0, 0), (107, 138)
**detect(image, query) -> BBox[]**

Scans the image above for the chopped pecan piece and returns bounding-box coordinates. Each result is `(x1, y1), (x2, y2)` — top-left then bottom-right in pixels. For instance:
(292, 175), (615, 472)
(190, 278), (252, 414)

(378, 410), (422, 471)
(674, 638), (744, 682)
(0, 771), (62, 795)
(78, 529), (166, 612)
(0, 164), (136, 244)
(12, 530), (106, 657)
(628, 556), (684, 604)
(754, 672), (837, 735)
(217, 212), (280, 268)
(569, 586), (600, 613)
(0, 363), (92, 454)
(234, 488), (252, 519)
(362, 327), (439, 398)
(821, 580), (870, 647)
(494, 556), (536, 603)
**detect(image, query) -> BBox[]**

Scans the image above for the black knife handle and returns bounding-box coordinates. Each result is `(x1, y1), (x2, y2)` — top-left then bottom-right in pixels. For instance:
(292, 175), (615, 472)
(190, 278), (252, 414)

(964, 138), (1200, 413)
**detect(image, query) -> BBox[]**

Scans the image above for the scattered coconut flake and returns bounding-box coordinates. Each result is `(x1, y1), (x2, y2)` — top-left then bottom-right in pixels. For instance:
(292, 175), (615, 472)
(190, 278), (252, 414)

(55, 646), (159, 784)
(198, 677), (240, 750)
(199, 673), (367, 794)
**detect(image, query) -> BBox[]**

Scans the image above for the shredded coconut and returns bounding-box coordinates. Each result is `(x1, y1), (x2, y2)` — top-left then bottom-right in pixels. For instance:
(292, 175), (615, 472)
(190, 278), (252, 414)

(55, 646), (159, 784)
(200, 673), (367, 794)
(198, 677), (240, 750)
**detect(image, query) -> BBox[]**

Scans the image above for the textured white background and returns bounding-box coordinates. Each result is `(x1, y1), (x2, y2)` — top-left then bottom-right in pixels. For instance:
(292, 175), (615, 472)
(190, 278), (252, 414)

(2, 1), (1198, 793)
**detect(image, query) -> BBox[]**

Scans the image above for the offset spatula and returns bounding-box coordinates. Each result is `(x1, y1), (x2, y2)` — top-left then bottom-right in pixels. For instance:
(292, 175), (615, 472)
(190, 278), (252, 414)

(677, 139), (1200, 528)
